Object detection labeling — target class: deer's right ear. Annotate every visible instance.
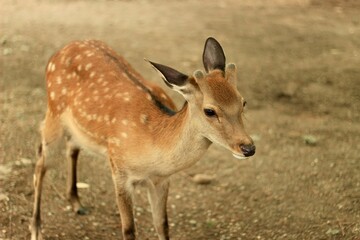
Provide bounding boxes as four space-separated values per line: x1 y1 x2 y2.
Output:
147 60 189 89
203 37 226 73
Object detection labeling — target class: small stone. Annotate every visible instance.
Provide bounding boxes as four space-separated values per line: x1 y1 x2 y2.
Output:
302 135 317 146
20 158 32 165
326 228 340 236
189 219 197 225
76 182 90 189
3 48 13 55
192 174 215 185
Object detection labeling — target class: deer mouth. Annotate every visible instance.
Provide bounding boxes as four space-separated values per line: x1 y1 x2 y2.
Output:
232 153 249 160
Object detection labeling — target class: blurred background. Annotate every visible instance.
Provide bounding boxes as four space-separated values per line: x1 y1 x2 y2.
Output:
1 0 359 239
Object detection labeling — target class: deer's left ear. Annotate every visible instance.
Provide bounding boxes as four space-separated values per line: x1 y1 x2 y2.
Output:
147 60 189 88
147 60 197 99
203 37 226 73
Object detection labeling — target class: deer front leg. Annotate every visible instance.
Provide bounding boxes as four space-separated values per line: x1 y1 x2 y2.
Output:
110 165 136 240
147 178 170 240
65 139 86 215
30 144 46 240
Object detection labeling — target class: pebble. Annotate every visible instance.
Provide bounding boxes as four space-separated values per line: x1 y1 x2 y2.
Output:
3 48 13 55
189 219 197 225
302 135 317 146
192 174 215 185
76 182 90 189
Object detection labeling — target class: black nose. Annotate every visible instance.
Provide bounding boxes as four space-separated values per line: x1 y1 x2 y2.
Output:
240 144 256 157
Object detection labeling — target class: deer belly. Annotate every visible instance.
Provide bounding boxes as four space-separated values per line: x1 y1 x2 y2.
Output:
61 110 108 156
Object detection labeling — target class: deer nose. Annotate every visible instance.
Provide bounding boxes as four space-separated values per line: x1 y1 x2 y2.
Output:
240 144 256 157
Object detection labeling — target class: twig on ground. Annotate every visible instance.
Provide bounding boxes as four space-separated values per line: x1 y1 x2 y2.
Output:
49 182 66 201
336 217 345 236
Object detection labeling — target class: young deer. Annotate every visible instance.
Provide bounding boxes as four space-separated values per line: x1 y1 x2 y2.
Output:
30 37 255 240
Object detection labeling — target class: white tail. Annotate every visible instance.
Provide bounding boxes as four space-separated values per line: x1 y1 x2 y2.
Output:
30 37 255 240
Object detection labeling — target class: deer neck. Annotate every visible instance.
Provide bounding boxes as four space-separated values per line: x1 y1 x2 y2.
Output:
153 102 212 171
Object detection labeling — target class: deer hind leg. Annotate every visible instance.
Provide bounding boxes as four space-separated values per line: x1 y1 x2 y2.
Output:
109 158 136 240
147 178 170 240
65 138 87 215
30 111 63 240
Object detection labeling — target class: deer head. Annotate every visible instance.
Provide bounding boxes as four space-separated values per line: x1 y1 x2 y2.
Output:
149 37 255 159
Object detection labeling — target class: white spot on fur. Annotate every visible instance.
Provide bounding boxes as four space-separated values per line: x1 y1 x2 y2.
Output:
77 65 82 71
50 92 55 100
51 63 56 72
61 88 67 95
75 54 82 60
146 93 152 101
85 63 93 71
140 114 148 124
122 72 129 79
65 57 71 66
121 132 128 138
121 119 128 126
48 62 56 72
90 71 96 78
160 93 167 99
56 76 62 84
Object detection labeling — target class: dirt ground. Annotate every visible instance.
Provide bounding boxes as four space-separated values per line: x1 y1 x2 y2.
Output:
1 0 359 239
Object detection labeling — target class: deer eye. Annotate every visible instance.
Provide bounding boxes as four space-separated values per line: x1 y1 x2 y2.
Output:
204 108 217 117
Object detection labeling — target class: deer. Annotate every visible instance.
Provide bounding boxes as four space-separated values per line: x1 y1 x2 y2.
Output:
29 37 256 240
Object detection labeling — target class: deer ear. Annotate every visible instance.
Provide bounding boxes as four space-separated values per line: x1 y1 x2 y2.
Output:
147 60 188 88
225 63 237 87
203 37 226 73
